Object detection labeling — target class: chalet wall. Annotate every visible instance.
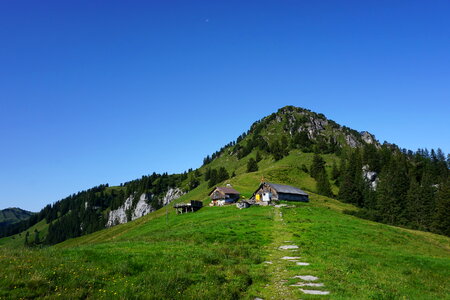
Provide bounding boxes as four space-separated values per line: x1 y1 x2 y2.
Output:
278 193 309 202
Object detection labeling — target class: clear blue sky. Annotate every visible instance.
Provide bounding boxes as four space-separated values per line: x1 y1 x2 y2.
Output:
1 1 449 211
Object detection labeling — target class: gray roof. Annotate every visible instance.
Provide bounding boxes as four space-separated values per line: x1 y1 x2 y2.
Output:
209 186 240 196
266 182 308 196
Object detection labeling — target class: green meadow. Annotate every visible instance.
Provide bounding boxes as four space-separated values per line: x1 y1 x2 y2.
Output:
1 192 449 299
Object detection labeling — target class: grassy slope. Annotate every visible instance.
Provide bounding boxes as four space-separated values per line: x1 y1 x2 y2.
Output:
0 219 48 247
1 151 449 299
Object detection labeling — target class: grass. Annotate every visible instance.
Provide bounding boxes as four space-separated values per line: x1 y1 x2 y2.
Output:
0 206 274 299
1 194 449 299
1 150 449 299
276 202 450 299
0 219 49 248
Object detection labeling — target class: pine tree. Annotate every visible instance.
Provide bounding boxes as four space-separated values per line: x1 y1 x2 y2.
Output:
310 153 326 180
204 168 211 181
255 151 262 162
208 169 218 188
24 231 29 246
247 158 259 172
376 154 409 225
432 179 450 236
338 151 363 206
188 175 200 190
217 167 229 182
271 140 284 161
34 229 40 245
316 169 333 197
406 177 425 229
331 161 340 181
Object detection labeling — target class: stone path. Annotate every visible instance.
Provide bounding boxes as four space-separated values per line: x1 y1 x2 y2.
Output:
279 243 330 296
255 206 330 299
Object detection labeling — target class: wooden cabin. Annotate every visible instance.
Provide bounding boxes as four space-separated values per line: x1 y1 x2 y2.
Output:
252 182 309 204
209 186 240 206
174 200 203 214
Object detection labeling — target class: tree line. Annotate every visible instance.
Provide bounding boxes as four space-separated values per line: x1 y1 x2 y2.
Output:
1 172 188 245
335 145 449 236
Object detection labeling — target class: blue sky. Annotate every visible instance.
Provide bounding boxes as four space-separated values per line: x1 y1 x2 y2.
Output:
1 0 449 211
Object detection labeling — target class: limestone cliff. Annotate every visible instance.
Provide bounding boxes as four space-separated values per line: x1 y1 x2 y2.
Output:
106 188 185 228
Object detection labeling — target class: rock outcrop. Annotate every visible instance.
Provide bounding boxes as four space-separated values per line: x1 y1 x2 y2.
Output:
345 134 359 148
162 188 185 206
133 193 154 219
106 196 133 227
362 165 378 190
361 131 377 145
106 193 153 228
106 188 185 228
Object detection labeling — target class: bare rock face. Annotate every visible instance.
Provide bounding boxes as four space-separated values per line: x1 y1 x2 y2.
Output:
106 189 184 228
361 131 377 145
345 134 358 148
362 165 378 190
106 193 154 227
162 188 185 206
133 193 153 220
106 196 134 227
303 117 328 139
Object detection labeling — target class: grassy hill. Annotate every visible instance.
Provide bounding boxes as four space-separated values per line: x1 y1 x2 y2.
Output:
1 157 449 299
0 208 34 227
0 106 449 299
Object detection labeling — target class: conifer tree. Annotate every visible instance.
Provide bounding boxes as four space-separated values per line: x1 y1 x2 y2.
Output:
331 161 340 181
338 150 363 206
255 151 262 162
376 154 409 225
204 168 211 181
208 169 219 188
432 179 450 236
217 167 229 182
247 158 259 172
310 153 326 180
406 177 425 229
24 231 29 246
34 229 40 245
316 169 333 197
271 140 284 161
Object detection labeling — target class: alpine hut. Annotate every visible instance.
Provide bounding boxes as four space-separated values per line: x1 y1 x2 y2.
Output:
209 186 240 206
252 182 309 204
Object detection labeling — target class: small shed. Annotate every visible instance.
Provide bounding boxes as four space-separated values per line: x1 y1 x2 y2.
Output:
252 182 309 203
174 200 203 214
209 186 240 206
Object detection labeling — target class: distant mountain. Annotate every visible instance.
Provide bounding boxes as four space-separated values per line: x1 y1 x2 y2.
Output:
0 208 34 227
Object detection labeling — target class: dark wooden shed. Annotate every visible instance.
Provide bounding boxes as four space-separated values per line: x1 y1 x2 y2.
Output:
173 200 203 214
252 182 309 203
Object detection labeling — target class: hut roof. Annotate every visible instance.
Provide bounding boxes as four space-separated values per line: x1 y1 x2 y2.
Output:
264 182 308 196
209 186 240 196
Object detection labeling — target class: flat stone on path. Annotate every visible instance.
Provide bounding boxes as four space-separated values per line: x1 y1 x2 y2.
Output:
263 261 273 264
279 245 299 250
292 275 319 281
281 256 301 260
290 282 324 287
296 262 310 266
300 289 330 295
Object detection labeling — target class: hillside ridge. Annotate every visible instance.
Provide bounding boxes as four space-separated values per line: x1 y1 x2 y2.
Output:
1 105 448 245
0 207 34 227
